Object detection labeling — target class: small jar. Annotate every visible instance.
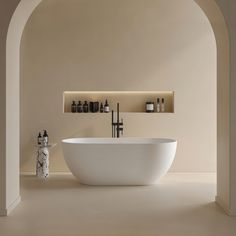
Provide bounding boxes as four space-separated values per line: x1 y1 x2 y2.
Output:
146 102 154 113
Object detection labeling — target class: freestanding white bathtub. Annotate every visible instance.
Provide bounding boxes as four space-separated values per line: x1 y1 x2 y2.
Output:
62 138 177 185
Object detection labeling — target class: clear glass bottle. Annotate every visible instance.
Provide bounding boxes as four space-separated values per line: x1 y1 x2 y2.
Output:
156 98 160 113
161 98 165 112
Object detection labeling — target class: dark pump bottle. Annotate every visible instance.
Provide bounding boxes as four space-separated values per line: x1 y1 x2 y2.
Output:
83 101 89 113
104 100 109 113
43 130 49 145
77 101 83 113
71 101 77 113
37 132 42 145
100 103 104 113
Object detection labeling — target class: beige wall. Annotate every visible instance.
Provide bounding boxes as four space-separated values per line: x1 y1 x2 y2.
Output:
20 0 216 172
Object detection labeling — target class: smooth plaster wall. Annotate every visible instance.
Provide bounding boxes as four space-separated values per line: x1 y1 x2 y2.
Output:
195 0 230 213
215 0 236 214
0 0 20 215
20 0 216 172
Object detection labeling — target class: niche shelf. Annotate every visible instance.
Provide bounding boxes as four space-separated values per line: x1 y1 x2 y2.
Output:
63 91 174 113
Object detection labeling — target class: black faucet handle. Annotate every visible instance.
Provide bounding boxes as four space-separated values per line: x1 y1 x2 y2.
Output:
119 118 123 126
116 127 123 137
120 127 124 135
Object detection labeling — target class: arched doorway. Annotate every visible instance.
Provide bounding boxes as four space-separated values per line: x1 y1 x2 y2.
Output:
195 0 230 213
0 0 231 215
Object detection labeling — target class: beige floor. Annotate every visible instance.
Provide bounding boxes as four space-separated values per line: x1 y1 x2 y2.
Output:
0 173 236 236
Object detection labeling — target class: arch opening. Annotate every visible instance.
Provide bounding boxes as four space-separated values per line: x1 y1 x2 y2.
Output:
1 0 231 216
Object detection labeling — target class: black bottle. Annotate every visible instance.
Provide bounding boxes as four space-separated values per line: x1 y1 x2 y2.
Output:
71 101 77 113
37 132 42 145
104 100 109 113
43 130 49 145
94 102 99 112
89 101 99 113
77 101 83 113
100 103 104 113
83 101 89 113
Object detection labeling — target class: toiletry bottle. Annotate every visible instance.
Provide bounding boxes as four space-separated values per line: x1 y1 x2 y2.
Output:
43 130 49 146
83 101 89 113
146 102 154 112
156 98 160 113
37 132 42 145
94 102 99 112
100 103 104 113
89 102 94 112
104 100 110 113
71 101 77 113
89 102 99 113
161 98 165 112
77 101 83 113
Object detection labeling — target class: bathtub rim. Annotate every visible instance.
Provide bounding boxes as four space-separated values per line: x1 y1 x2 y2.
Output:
61 137 177 144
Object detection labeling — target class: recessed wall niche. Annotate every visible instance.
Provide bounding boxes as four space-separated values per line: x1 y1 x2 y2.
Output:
63 91 174 113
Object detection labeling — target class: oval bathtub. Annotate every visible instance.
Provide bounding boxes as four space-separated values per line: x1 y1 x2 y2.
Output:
62 138 177 185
